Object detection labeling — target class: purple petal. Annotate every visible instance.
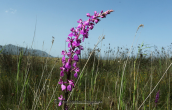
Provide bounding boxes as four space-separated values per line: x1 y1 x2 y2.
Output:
70 27 75 32
65 61 71 69
75 67 80 73
58 101 62 106
60 71 64 77
61 84 66 91
75 49 80 55
61 51 66 55
58 95 63 100
86 13 90 17
67 85 72 91
73 55 79 62
68 33 73 37
74 73 78 78
73 62 77 67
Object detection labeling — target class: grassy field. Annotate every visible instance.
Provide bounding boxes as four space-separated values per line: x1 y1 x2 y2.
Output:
0 28 172 110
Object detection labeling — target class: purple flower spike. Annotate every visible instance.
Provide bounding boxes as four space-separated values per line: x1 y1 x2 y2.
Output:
58 10 114 110
155 90 160 107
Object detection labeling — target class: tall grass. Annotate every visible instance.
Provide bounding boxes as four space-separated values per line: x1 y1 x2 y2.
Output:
0 24 172 110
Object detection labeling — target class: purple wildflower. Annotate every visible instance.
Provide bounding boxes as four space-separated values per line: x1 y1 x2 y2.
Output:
58 9 114 110
155 90 160 108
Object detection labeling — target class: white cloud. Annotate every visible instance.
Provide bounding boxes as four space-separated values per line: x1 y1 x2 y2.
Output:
5 8 17 14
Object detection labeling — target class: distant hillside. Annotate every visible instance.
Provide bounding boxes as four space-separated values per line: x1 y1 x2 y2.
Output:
0 44 54 58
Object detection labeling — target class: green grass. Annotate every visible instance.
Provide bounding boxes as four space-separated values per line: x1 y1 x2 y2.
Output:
0 24 172 110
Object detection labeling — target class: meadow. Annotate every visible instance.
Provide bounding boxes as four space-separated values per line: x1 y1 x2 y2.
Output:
0 31 172 110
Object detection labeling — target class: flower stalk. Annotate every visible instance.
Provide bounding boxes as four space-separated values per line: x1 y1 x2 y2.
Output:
58 9 114 109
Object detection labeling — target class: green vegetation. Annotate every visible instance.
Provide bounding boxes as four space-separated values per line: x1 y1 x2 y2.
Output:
0 27 172 110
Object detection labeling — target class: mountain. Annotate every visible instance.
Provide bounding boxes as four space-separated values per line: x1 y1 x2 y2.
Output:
0 44 55 58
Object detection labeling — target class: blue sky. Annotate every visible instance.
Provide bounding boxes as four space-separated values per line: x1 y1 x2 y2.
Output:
1 0 172 59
